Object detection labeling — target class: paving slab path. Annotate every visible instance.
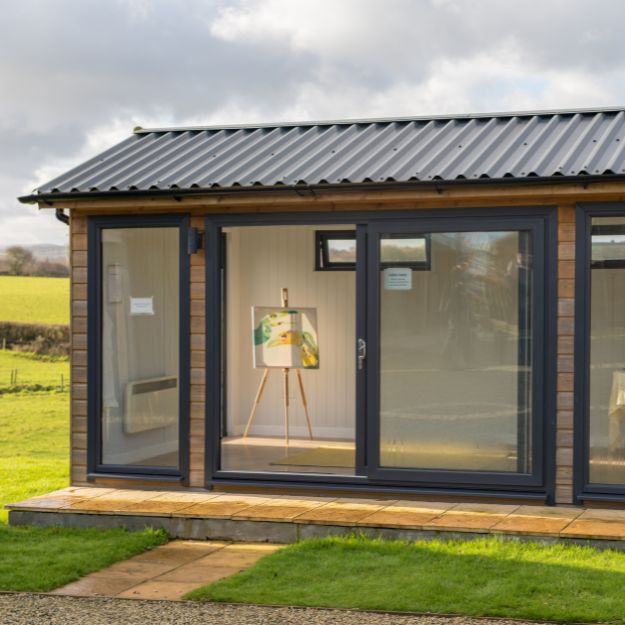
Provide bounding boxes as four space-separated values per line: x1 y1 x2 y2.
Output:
0 594 556 625
51 540 281 600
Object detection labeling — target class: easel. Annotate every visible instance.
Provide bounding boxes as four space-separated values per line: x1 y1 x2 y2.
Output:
243 288 314 445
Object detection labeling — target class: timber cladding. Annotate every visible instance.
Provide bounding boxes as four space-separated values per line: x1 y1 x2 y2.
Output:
189 214 206 488
556 205 575 504
70 212 88 484
68 197 580 504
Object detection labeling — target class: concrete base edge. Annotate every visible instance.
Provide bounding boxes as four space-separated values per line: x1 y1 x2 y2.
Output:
9 509 625 552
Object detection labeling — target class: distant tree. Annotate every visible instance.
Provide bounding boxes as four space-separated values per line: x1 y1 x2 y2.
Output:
33 259 69 277
5 246 34 276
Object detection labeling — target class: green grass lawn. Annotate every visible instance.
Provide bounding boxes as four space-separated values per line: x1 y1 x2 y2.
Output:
187 535 625 624
0 525 167 592
0 275 69 325
0 350 69 392
0 390 69 522
0 348 168 592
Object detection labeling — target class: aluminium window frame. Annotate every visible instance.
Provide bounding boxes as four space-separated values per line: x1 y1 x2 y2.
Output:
315 229 432 271
365 217 548 489
87 214 190 482
205 206 556 501
574 203 625 502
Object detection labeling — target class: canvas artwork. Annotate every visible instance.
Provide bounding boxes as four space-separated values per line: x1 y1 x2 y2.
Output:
252 307 319 369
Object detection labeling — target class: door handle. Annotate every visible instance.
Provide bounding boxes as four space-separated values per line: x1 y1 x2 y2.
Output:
357 338 367 370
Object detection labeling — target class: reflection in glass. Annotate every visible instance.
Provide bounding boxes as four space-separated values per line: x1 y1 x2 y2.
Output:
589 217 625 484
592 230 625 266
101 228 179 468
380 236 428 264
379 231 533 473
327 238 357 264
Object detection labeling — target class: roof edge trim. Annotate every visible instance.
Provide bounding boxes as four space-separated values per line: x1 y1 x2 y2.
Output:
18 174 625 206
134 106 625 134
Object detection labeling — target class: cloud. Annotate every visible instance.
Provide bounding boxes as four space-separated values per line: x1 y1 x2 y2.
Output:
3 0 625 245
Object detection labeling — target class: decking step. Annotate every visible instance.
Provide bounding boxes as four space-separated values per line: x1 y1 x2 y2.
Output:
8 487 625 549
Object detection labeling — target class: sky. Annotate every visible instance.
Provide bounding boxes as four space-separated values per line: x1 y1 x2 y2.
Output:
3 0 625 247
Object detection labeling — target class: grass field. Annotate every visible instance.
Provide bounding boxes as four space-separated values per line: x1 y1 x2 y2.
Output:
0 350 69 392
0 325 168 591
188 534 625 623
0 376 169 592
0 390 69 523
0 275 69 325
0 278 71 516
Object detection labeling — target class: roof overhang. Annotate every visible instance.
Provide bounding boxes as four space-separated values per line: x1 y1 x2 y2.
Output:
21 176 625 212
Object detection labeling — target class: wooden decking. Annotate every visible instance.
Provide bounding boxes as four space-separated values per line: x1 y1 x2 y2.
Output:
8 487 625 548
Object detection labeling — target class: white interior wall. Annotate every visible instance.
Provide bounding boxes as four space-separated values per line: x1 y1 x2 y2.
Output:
590 269 625 446
101 228 179 465
225 225 356 440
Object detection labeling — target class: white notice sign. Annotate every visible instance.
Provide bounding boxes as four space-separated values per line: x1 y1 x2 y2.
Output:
383 267 412 290
130 296 154 315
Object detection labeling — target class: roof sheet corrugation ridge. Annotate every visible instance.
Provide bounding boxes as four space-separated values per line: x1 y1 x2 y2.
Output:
33 109 625 197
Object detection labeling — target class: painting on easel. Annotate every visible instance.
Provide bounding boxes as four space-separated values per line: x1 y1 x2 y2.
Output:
252 307 319 369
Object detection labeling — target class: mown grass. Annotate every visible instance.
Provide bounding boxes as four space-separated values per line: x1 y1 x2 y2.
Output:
0 350 69 393
0 276 69 325
0 390 69 523
0 346 169 591
0 525 167 592
186 534 625 623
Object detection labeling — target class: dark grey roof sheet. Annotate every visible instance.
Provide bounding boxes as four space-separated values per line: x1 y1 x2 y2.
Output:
23 107 625 201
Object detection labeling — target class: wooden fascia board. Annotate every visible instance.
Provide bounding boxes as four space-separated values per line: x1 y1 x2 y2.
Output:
34 180 625 212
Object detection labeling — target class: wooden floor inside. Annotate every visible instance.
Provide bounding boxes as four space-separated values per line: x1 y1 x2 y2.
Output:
8 487 625 546
221 436 356 475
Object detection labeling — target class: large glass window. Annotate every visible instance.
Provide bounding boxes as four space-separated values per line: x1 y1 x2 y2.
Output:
100 227 180 469
220 224 356 475
378 230 533 473
588 217 625 485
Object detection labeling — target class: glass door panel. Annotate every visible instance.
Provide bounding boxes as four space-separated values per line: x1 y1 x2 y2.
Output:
588 217 625 485
373 226 535 479
219 224 357 476
100 227 180 469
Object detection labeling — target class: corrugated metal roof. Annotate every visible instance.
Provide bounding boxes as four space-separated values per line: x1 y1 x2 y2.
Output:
21 107 625 201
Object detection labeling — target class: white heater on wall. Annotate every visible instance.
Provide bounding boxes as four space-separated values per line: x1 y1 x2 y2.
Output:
123 376 178 434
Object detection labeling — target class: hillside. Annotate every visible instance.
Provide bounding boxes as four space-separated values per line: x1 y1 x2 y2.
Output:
0 243 68 261
0 276 69 325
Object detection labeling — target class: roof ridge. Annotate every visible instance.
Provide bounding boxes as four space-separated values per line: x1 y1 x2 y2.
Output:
134 106 625 134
